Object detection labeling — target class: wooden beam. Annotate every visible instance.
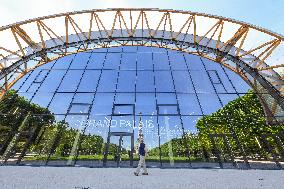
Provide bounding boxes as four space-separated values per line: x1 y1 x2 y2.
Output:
131 11 143 36
109 11 119 37
65 16 69 54
257 64 284 71
37 21 46 49
11 28 25 56
193 15 197 43
255 40 281 68
216 25 249 62
0 46 22 57
236 29 249 56
173 15 193 40
118 11 131 36
197 20 222 44
152 12 167 37
38 20 64 43
239 39 277 58
12 25 40 50
142 11 152 37
93 13 109 37
88 12 94 40
216 21 224 49
68 15 88 40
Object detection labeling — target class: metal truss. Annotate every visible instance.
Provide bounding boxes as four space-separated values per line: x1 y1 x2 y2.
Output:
0 8 283 124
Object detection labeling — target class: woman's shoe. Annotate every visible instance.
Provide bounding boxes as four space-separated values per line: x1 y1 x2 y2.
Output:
142 173 149 175
134 172 139 176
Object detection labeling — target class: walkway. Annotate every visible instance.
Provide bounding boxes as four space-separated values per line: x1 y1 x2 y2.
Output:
0 166 283 189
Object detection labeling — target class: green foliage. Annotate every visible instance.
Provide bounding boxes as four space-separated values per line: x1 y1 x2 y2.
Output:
149 90 284 160
0 90 106 158
196 90 284 155
0 90 55 154
2 89 283 162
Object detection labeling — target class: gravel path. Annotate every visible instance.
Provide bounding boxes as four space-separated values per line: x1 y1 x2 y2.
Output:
0 166 283 189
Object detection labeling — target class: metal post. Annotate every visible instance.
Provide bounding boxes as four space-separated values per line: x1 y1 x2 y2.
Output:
223 135 237 168
103 133 111 167
209 134 223 169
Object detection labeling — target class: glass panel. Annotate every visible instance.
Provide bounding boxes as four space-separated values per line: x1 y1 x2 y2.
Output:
136 93 156 115
137 52 152 70
115 93 135 104
177 94 202 115
202 57 222 70
191 70 215 93
87 52 106 69
153 52 170 70
123 46 137 52
34 70 49 83
69 53 91 69
134 115 160 166
26 82 40 93
47 115 87 166
117 71 135 92
225 70 250 93
110 116 134 133
97 70 118 92
37 70 65 92
69 104 90 114
103 53 121 70
218 67 238 93
113 105 134 115
10 71 32 90
136 71 155 92
48 93 73 114
53 54 75 69
73 93 94 104
219 94 239 107
197 93 222 115
207 70 221 84
184 54 204 71
77 70 100 92
214 84 227 93
18 70 40 92
75 120 105 167
158 105 179 115
91 93 114 115
181 116 201 134
169 52 187 70
120 53 136 70
158 116 187 167
172 71 194 93
156 93 177 104
31 92 53 108
58 70 84 92
155 71 174 92
87 115 110 141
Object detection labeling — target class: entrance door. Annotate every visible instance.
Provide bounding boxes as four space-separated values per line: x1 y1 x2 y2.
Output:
103 132 134 167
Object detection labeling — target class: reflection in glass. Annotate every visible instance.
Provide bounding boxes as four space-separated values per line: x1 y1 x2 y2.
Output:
1 46 255 168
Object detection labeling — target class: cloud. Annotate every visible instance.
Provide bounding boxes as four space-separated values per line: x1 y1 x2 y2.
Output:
0 0 74 26
0 0 152 27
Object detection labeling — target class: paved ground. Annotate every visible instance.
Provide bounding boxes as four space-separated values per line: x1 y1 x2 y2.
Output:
0 166 283 189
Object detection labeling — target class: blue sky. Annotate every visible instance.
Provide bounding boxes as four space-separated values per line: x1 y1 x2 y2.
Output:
0 0 283 35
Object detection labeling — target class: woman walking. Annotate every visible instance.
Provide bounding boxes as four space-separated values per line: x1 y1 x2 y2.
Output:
134 139 148 176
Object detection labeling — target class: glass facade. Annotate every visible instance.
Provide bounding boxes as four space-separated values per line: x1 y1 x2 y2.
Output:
2 46 283 169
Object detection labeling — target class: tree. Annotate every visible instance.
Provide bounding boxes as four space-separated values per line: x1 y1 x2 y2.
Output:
196 90 284 156
0 90 55 155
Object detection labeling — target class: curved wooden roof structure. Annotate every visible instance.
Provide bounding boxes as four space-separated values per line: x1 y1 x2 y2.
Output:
0 8 283 124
